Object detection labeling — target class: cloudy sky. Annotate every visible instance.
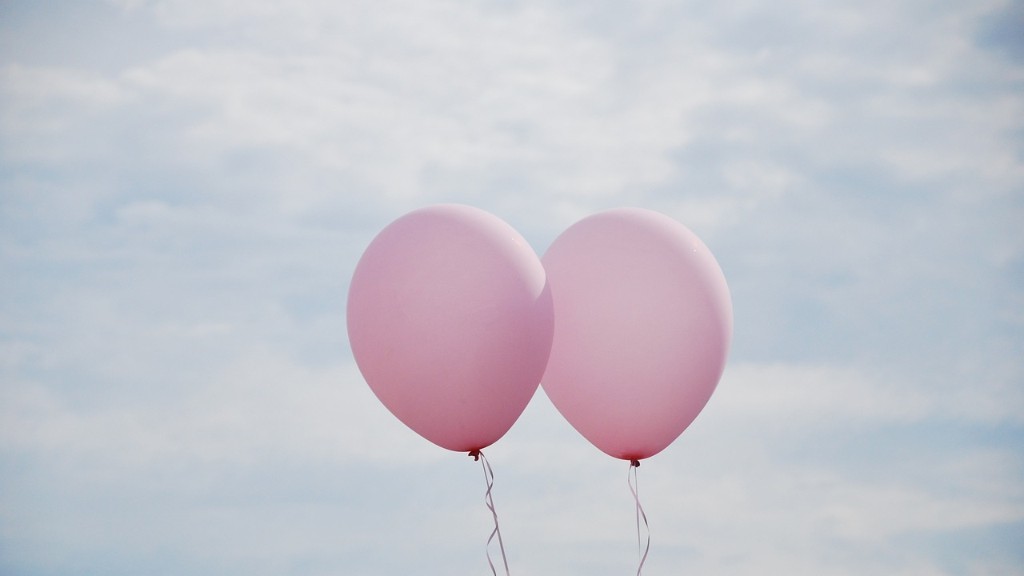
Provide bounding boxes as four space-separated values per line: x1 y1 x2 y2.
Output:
1 1 1022 575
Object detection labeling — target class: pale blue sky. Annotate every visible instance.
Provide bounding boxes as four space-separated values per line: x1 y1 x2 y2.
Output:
1 1 1022 575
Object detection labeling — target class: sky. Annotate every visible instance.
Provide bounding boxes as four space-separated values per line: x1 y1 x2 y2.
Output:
1 1 1022 575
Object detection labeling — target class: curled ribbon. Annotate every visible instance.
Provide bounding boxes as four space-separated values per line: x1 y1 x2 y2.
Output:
628 460 650 575
470 450 510 576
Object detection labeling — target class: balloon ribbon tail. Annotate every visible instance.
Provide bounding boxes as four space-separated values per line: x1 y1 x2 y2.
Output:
629 460 650 576
472 450 510 576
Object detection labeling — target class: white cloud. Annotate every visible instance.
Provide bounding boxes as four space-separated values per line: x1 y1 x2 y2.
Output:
0 351 434 472
5 357 1021 576
713 362 1024 428
3 0 707 221
0 64 128 166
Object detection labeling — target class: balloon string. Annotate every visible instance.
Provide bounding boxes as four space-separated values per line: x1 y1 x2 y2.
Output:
629 460 650 576
470 450 510 576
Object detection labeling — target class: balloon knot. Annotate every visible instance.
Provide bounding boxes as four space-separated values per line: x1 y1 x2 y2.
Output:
630 459 641 468
468 449 482 461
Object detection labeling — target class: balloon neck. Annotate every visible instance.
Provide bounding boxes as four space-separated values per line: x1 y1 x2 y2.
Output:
468 449 482 461
630 459 641 468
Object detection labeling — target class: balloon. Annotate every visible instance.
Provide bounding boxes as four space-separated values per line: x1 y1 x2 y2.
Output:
347 204 554 453
541 208 732 461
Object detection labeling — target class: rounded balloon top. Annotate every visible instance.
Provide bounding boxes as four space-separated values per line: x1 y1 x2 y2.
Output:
347 204 554 453
541 207 733 461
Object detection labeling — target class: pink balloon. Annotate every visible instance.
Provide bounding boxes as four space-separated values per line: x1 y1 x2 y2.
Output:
347 204 554 453
541 208 732 461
